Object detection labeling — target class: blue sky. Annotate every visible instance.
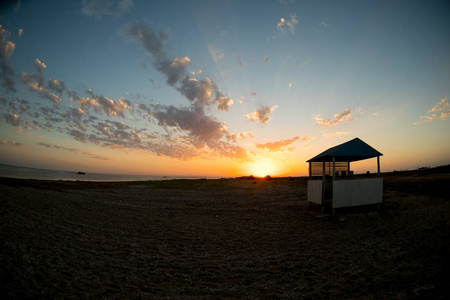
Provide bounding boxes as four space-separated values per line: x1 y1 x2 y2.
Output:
0 0 449 176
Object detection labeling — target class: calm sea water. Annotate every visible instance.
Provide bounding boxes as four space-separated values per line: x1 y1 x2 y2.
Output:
0 164 208 182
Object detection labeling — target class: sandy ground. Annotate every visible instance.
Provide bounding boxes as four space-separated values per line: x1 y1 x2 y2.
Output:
1 171 449 299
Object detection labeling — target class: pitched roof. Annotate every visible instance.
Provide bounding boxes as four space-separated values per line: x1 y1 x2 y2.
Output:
307 138 383 162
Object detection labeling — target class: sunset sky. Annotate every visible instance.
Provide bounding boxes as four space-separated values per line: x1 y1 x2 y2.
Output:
0 0 449 177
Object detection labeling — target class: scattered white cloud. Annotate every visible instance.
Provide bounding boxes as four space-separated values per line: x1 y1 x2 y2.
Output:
228 132 254 142
122 21 170 56
323 131 350 137
415 97 450 124
217 96 233 112
279 0 299 5
21 59 63 103
38 142 111 160
245 105 278 124
152 104 227 144
157 56 191 86
272 13 298 39
0 25 16 92
315 108 354 126
2 112 20 126
82 0 134 18
123 22 234 114
287 13 298 34
236 55 243 68
255 136 300 152
85 89 131 118
208 45 224 62
298 59 310 70
71 107 85 120
429 98 449 112
0 140 27 147
18 28 23 37
34 58 46 73
300 135 315 142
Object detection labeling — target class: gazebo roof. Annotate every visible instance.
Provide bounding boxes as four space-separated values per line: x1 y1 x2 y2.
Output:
307 138 383 163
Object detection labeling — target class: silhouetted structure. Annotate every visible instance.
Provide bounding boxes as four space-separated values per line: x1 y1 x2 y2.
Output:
307 138 383 215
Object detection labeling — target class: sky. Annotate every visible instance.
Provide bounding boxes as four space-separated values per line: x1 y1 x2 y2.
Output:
0 0 449 177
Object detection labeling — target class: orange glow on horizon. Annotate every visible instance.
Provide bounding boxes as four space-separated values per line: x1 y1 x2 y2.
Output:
243 158 283 177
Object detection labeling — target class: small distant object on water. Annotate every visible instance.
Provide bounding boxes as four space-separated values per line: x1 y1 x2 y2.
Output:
77 172 86 175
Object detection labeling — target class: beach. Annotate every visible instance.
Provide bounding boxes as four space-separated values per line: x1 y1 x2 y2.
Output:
1 170 449 299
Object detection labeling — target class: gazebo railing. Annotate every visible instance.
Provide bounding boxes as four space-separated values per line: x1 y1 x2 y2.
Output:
309 161 348 177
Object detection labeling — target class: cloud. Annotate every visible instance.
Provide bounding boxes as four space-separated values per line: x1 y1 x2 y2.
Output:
18 28 23 37
236 55 243 68
216 96 233 112
272 13 298 39
0 140 27 147
34 58 46 73
71 107 85 120
120 21 247 159
208 45 224 62
4 98 30 114
69 129 87 142
84 89 131 118
301 135 315 142
227 132 254 142
122 21 169 56
47 78 66 94
323 131 350 137
415 98 450 124
82 0 134 18
255 136 300 152
2 112 20 126
38 142 111 160
279 0 299 5
287 13 298 34
315 108 354 126
429 97 449 113
123 22 235 113
21 59 63 104
298 59 310 69
150 104 248 159
153 105 227 144
157 56 191 86
0 25 16 92
245 105 278 124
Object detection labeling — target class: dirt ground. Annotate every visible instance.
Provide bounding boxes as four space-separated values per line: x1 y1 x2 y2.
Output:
1 170 449 299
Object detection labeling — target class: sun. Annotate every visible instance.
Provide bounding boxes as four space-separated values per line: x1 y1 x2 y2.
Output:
247 160 279 177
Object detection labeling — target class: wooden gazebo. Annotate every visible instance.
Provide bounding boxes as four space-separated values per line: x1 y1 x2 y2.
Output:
306 138 383 214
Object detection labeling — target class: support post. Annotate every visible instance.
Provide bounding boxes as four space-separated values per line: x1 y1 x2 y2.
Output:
322 160 326 211
332 157 336 180
322 161 325 180
377 156 380 176
309 162 312 179
347 161 351 179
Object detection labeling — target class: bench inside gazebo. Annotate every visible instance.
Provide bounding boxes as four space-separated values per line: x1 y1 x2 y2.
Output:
307 138 383 215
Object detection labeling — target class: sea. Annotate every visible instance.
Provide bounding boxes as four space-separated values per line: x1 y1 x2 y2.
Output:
0 164 209 182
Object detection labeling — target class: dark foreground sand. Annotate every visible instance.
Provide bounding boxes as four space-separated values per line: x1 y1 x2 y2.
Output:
1 170 449 299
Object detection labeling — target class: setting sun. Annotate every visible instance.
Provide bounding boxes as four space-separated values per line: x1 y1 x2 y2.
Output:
246 160 280 177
